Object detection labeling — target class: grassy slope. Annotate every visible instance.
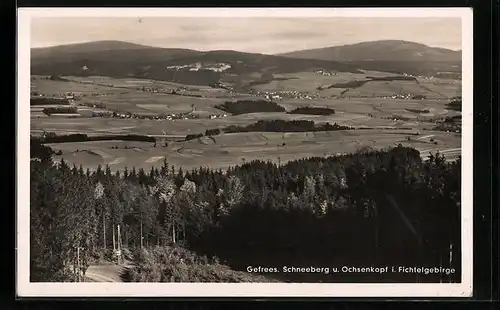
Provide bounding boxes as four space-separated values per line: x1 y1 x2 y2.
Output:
127 246 276 282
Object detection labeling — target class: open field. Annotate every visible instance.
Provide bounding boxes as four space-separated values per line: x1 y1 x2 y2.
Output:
31 73 462 172
48 129 460 172
31 78 257 117
344 80 433 98
251 71 378 93
279 97 460 120
31 78 127 97
31 82 461 134
31 107 451 137
249 71 461 100
416 77 462 99
32 75 226 95
86 92 226 115
63 75 228 93
31 75 459 116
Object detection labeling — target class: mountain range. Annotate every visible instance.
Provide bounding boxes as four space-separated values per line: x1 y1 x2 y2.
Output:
278 40 461 62
31 40 462 86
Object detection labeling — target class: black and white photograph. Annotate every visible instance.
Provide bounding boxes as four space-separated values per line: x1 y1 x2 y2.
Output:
17 8 473 297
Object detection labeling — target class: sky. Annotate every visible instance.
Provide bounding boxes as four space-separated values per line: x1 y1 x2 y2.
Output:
31 17 462 54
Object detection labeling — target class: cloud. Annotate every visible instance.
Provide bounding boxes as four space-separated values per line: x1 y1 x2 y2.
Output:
31 17 462 53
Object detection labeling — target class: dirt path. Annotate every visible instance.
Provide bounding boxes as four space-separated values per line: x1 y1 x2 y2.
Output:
84 261 134 283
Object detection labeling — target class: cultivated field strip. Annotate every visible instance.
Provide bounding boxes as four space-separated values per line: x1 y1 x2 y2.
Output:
49 130 460 172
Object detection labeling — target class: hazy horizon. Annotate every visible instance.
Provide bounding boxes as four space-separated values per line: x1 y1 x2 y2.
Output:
31 17 462 54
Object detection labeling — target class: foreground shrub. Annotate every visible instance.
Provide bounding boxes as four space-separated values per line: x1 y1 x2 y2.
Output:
128 246 275 283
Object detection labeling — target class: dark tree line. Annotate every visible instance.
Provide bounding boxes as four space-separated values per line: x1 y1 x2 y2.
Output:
222 120 351 133
32 133 156 144
288 107 336 115
215 100 286 115
318 75 417 91
446 98 462 112
406 108 430 113
185 121 351 141
42 106 78 115
31 98 70 106
185 133 205 141
433 115 462 133
205 128 221 136
325 80 369 89
367 76 417 81
30 143 461 283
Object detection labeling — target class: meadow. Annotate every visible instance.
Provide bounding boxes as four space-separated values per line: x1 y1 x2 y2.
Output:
46 129 460 172
64 75 224 92
250 71 461 100
30 73 461 173
85 92 226 116
31 77 125 97
251 71 376 93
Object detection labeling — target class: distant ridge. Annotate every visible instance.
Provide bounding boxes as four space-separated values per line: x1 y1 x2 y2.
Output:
30 40 461 85
278 40 462 62
31 40 157 58
30 40 363 87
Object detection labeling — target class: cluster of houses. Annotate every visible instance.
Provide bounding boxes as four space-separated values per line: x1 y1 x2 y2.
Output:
91 111 228 121
263 93 283 101
90 103 228 121
379 94 427 100
91 110 200 121
166 62 232 72
63 92 84 101
209 81 233 91
139 86 163 93
313 69 337 76
208 113 228 120
30 91 84 105
138 85 225 98
418 75 439 80
251 90 320 101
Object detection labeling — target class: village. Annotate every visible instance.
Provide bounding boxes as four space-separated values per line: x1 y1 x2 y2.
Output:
166 62 232 72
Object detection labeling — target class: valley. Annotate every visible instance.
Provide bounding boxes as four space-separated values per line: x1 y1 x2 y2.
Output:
30 38 462 173
30 53 462 172
28 38 463 285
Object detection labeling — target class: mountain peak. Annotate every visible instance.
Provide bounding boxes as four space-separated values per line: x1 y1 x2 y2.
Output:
279 40 461 62
31 41 161 60
32 40 154 53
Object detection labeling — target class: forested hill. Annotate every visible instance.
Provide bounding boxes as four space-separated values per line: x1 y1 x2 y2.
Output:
31 41 363 86
31 40 160 58
278 40 462 77
31 143 461 283
278 40 462 62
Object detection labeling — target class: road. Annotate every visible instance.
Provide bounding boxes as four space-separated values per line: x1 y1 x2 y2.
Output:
84 261 134 282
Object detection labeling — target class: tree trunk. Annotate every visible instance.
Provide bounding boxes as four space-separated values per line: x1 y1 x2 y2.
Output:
117 225 122 265
112 224 116 251
172 222 176 244
125 229 129 248
182 222 185 244
140 221 143 249
73 257 77 282
103 213 106 250
76 247 80 282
